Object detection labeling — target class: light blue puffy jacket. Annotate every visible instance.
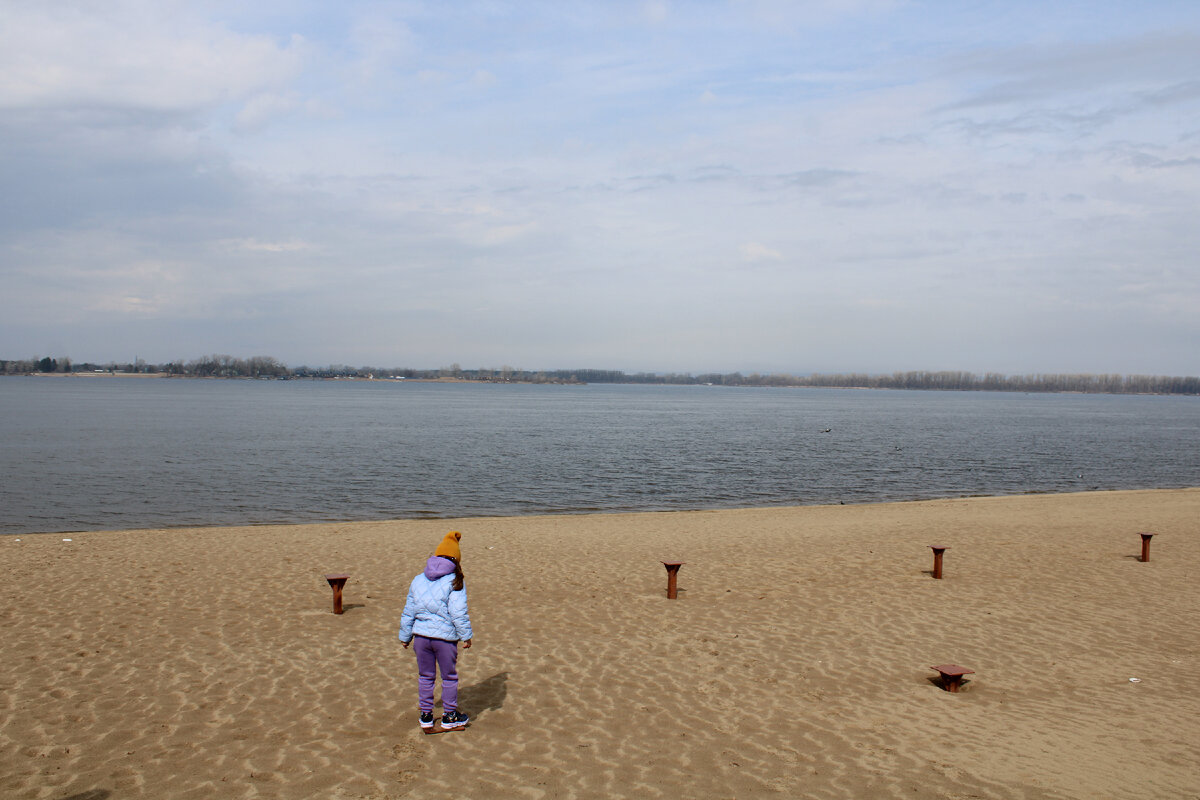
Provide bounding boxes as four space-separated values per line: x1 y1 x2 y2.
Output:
398 556 473 643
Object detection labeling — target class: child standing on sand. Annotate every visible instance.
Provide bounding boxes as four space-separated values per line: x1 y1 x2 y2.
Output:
398 530 474 732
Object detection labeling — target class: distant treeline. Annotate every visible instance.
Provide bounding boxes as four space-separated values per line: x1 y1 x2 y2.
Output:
576 369 1200 394
4 355 1199 395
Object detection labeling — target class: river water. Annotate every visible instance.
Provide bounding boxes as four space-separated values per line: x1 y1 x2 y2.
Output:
2 377 1197 534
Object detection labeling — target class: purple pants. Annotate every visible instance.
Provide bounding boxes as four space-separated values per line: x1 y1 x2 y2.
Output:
413 635 459 713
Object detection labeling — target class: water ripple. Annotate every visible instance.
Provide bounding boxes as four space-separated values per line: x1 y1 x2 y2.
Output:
2 379 1198 534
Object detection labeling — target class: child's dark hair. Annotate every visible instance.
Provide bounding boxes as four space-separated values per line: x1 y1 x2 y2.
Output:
451 559 465 592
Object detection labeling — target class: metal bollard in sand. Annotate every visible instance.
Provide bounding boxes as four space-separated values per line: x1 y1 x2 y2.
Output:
661 561 684 599
931 664 974 693
929 546 947 579
325 573 350 614
1139 532 1154 563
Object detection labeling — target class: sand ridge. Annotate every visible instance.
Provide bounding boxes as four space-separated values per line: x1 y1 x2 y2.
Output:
1 489 1198 799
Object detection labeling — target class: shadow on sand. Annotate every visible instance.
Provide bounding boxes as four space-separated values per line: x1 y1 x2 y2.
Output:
459 672 509 719
926 675 973 692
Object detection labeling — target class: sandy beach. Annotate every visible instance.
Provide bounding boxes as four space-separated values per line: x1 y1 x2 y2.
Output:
2 489 1198 799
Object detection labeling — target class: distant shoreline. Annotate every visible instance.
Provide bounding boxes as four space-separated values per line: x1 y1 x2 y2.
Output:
13 372 559 384
8 371 1200 395
21 371 175 379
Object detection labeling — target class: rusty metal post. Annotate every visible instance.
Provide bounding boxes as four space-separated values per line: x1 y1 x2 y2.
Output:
325 573 350 614
930 664 974 693
1139 533 1153 563
929 546 947 579
661 561 684 599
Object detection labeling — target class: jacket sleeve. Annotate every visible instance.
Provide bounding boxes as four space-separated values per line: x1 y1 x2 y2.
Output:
398 582 417 643
448 587 473 641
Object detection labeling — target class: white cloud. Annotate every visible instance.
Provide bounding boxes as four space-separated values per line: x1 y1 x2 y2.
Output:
222 238 313 253
740 242 783 262
478 222 540 246
732 0 905 28
233 92 300 133
643 1 670 24
346 8 417 86
0 2 305 113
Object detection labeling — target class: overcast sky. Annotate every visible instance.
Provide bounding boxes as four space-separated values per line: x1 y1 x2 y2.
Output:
2 1 1198 375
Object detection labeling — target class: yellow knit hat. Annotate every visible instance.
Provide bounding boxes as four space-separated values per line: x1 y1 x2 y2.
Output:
434 530 461 561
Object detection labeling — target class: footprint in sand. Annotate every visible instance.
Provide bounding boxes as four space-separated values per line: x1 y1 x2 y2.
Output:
391 740 426 785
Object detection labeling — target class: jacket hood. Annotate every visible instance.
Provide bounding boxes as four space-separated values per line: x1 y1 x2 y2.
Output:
423 555 457 580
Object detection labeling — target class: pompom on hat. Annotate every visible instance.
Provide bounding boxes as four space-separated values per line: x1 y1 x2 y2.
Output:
434 530 462 561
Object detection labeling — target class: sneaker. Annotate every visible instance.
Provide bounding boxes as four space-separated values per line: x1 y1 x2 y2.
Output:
419 711 435 733
441 710 469 730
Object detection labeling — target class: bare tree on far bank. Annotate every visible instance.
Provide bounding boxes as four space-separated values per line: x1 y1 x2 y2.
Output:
3 356 1198 395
